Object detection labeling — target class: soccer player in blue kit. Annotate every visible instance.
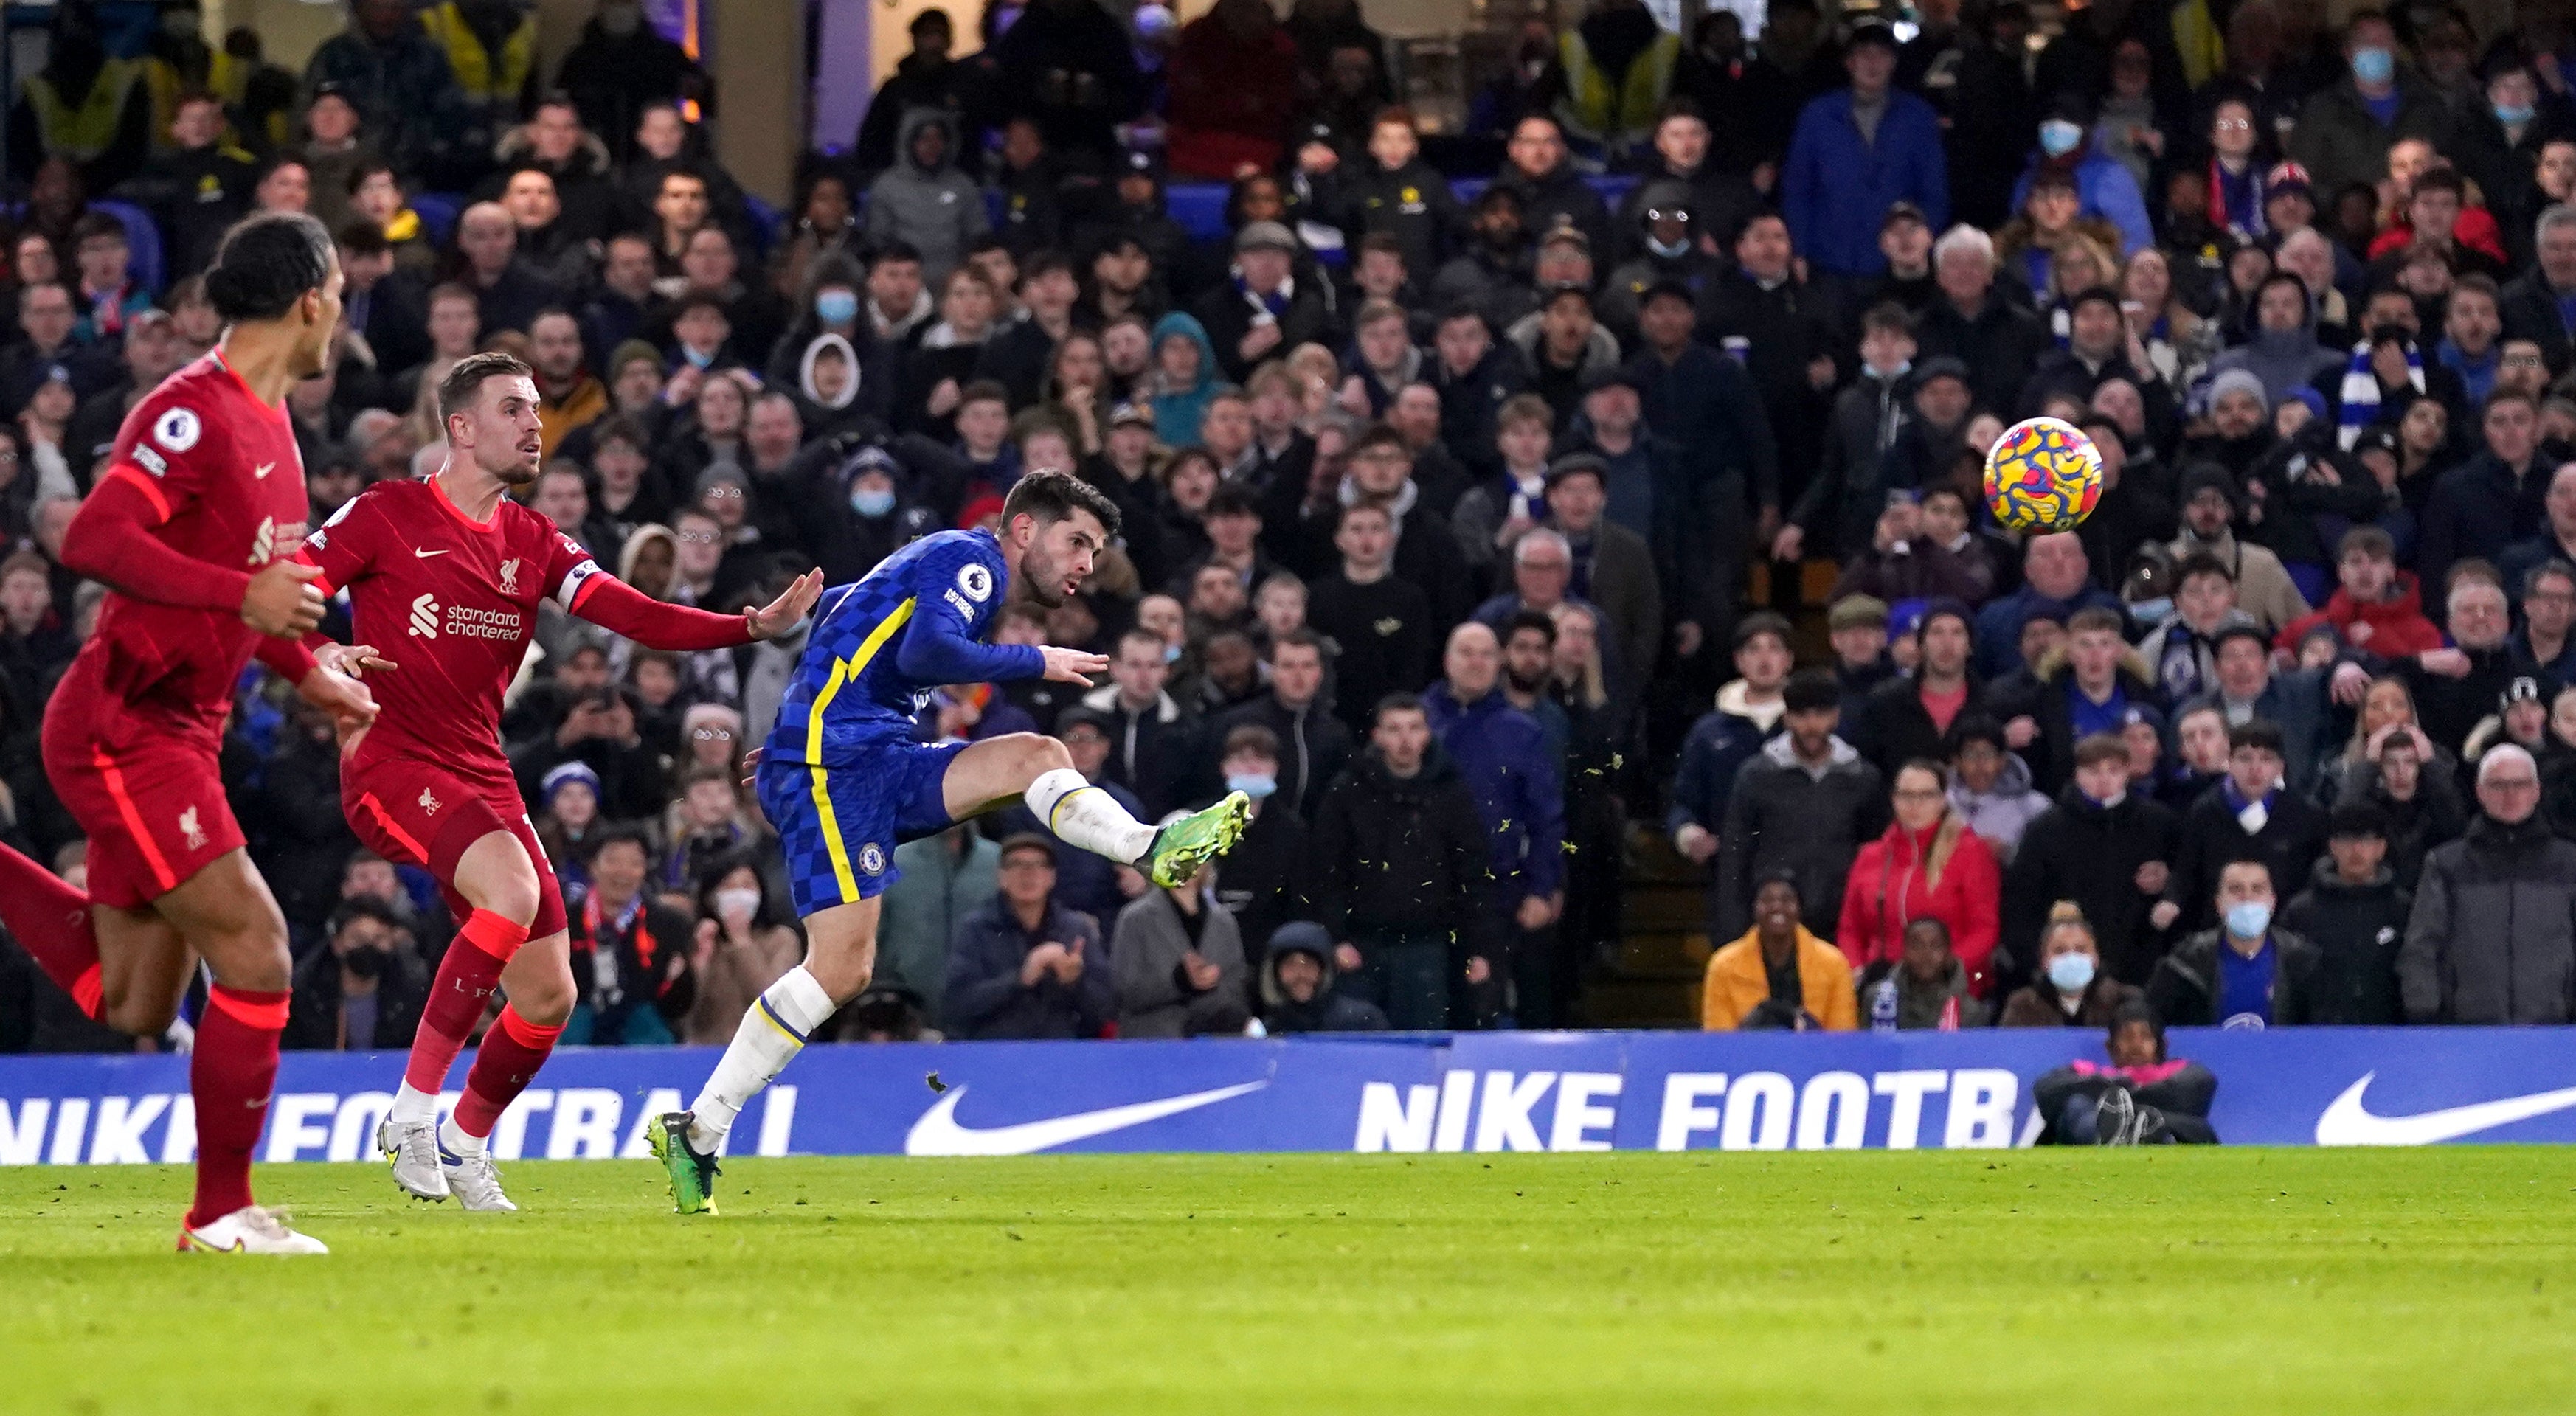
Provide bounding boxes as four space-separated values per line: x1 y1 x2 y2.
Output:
652 470 1249 1212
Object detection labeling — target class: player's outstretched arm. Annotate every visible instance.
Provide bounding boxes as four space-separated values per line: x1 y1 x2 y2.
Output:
569 569 821 649
63 470 323 626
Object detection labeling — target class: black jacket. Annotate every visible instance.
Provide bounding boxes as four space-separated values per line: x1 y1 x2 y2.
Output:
2277 858 2411 1025
2400 813 2576 1024
1190 275 1340 386
1211 802 1310 972
1309 747 1495 957
1258 923 1388 1032
1492 158 1613 260
2147 926 2322 1027
1713 735 1888 944
1851 672 1989 780
1306 572 1436 734
1695 268 1835 503
1915 293 2052 420
2003 785 2183 989
283 945 427 1052
2499 266 2576 378
1211 693 1352 821
2164 785 2330 936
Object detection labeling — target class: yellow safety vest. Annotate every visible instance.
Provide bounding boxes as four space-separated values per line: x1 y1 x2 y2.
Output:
2170 0 2225 93
1555 29 1680 146
420 2 537 110
21 58 140 162
207 51 290 150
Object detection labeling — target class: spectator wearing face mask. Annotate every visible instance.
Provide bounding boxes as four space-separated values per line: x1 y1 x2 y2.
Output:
1203 725 1312 971
1999 901 2144 1026
2150 854 2322 1025
283 898 427 1051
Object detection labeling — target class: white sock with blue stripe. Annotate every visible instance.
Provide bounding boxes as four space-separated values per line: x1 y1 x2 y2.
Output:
687 965 834 1154
1025 767 1156 864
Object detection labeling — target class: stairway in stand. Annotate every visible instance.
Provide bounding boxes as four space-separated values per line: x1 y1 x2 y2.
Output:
1574 827 1708 1030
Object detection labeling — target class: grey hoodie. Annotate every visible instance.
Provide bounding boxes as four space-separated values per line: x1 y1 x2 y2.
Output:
862 108 990 285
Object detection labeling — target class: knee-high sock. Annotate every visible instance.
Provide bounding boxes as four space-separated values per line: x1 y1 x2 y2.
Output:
0 842 100 1019
1024 768 1156 864
449 1004 562 1148
187 985 287 1227
389 909 526 1124
686 965 834 1153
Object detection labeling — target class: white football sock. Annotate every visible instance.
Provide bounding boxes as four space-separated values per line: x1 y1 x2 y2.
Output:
389 1081 437 1126
439 1114 485 1159
687 965 834 1153
1025 767 1157 864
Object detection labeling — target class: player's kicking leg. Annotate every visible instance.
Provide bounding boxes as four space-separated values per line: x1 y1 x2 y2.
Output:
375 813 571 1212
651 733 1249 1213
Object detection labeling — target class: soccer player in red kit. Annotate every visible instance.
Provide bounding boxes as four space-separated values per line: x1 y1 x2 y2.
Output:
0 212 377 1254
298 350 820 1210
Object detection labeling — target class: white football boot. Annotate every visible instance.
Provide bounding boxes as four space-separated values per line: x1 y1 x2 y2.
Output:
378 1116 451 1201
439 1143 518 1213
178 1205 328 1255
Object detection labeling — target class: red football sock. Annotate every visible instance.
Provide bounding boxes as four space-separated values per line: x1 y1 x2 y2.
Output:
402 909 526 1094
456 1004 563 1139
187 985 287 1228
0 841 100 1019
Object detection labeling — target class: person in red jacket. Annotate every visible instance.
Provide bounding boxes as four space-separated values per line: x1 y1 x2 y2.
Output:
2274 526 2442 659
1838 757 2002 993
1165 0 1302 179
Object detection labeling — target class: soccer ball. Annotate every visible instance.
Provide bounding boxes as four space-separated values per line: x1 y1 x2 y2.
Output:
1982 416 2103 535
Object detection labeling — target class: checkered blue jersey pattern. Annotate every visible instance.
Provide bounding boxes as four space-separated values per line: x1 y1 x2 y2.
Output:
764 530 1046 766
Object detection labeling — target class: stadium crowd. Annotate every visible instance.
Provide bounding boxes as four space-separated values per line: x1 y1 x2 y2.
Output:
1 0 2575 1063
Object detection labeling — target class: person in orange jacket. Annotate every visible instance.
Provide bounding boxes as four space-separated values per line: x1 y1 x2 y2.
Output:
1838 758 2002 993
1701 871 1859 1030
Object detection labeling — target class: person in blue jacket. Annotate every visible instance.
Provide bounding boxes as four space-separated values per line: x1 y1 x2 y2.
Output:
1421 621 1565 929
1780 21 1947 279
2010 91 2155 257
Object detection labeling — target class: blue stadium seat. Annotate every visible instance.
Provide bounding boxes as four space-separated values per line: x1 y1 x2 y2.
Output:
741 192 784 257
91 201 161 295
1159 174 1644 244
1164 183 1230 241
411 192 462 248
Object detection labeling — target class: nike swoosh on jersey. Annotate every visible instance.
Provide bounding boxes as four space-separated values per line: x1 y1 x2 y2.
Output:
903 1080 1267 1156
2313 1071 2576 1145
253 462 274 479
414 548 449 558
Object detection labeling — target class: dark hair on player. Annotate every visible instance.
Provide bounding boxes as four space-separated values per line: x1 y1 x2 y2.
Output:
439 350 533 426
1000 467 1122 539
202 211 334 322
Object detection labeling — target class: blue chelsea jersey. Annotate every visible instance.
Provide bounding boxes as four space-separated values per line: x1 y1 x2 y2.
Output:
764 530 1046 765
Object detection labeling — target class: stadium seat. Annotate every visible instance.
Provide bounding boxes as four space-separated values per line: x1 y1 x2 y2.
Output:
411 192 462 248
741 192 784 257
91 201 162 296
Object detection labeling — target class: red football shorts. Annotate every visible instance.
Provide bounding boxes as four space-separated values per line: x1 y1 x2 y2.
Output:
41 695 241 909
343 757 568 939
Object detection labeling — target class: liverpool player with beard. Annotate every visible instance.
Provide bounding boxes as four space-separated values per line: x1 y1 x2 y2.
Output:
0 212 378 1254
298 350 821 1211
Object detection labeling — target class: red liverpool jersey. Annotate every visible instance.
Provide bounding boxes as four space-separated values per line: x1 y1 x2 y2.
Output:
72 350 309 739
302 475 602 788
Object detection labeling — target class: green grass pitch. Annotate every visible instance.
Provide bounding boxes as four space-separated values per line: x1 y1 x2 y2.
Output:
3 1149 2572 1415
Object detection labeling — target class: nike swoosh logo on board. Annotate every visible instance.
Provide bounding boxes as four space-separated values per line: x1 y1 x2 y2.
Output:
2313 1071 2576 1145
903 1081 1267 1156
